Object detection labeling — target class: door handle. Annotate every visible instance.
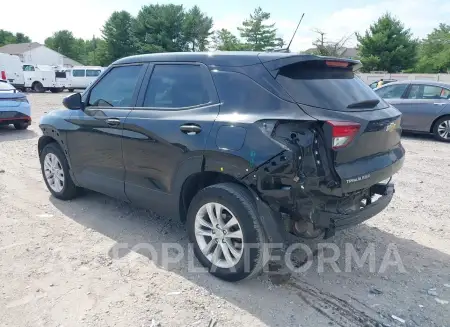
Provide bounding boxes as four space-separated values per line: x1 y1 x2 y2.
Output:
106 118 121 126
434 103 447 106
180 124 201 135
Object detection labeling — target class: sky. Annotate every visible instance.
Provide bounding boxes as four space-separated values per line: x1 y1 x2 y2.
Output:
1 0 449 52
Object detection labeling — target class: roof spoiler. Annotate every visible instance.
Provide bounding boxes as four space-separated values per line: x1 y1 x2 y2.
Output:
257 53 361 73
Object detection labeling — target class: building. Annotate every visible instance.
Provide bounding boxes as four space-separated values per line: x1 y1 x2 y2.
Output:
0 42 81 67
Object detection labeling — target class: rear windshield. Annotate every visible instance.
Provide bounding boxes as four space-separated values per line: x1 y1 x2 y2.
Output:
276 61 388 110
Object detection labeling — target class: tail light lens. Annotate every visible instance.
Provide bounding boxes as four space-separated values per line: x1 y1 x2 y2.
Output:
1 71 6 80
326 121 360 149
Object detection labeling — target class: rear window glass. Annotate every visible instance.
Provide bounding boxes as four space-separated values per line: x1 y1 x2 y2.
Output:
276 61 388 110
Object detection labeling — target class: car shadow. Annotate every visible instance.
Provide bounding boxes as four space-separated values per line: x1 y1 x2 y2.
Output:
50 192 450 327
0 125 37 141
401 131 437 142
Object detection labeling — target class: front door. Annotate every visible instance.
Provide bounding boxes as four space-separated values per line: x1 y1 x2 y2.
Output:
122 63 220 218
397 84 450 132
66 64 147 200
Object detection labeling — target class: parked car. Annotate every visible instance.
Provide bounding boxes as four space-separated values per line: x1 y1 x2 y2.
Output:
369 79 396 89
0 80 31 129
38 52 405 281
374 80 450 141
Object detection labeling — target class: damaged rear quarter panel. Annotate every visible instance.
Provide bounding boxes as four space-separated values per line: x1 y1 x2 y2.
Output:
205 67 341 220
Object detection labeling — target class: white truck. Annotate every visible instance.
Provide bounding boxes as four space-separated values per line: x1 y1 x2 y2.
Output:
22 64 65 93
0 53 25 90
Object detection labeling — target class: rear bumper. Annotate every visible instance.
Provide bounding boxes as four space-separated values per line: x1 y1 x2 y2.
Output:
316 183 394 238
0 111 32 124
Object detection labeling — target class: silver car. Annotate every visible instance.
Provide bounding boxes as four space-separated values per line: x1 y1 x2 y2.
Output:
374 80 450 142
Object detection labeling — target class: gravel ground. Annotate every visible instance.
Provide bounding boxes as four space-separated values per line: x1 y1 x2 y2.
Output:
0 93 449 327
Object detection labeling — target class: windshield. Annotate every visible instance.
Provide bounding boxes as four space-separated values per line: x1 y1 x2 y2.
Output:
276 61 389 111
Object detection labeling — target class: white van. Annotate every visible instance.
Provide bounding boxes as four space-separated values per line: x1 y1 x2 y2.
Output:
0 53 25 90
64 66 104 91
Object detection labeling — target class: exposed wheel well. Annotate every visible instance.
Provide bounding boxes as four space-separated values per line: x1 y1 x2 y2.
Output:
430 114 450 133
38 136 57 155
179 171 248 222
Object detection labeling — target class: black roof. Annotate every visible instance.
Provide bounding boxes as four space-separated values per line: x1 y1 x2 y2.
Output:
112 51 361 68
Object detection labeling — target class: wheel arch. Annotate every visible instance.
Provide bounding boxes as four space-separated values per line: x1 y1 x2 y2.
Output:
430 114 450 133
179 171 251 222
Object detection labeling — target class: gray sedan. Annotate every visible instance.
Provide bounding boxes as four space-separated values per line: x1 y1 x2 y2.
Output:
374 80 450 142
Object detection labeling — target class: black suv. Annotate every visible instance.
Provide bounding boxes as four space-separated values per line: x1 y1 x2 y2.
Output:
38 52 405 281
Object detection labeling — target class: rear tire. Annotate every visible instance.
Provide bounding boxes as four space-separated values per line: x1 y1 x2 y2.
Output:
50 88 63 93
14 122 29 130
68 88 74 92
432 116 450 142
187 183 267 282
40 142 80 200
32 82 45 93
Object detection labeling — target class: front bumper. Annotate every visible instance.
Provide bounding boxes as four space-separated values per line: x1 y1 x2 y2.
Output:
315 183 395 238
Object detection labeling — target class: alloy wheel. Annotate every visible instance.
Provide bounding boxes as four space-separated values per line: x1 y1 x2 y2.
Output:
437 120 450 139
43 153 65 192
194 202 244 269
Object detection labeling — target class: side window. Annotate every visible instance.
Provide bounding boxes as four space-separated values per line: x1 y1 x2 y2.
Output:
441 88 450 99
73 69 85 77
88 65 142 108
407 85 450 100
23 65 35 71
143 64 213 108
375 84 408 99
86 69 101 77
423 85 446 99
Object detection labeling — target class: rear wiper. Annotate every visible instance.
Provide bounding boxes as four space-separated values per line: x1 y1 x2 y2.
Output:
347 99 380 109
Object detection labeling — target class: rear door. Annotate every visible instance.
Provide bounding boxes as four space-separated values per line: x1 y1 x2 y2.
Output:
397 84 450 132
263 57 405 193
122 62 220 217
374 83 413 128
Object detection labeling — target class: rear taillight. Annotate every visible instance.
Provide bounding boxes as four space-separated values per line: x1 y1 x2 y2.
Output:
1 71 6 80
326 121 360 149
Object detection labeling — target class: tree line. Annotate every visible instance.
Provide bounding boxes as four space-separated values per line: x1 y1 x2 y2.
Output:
0 6 449 74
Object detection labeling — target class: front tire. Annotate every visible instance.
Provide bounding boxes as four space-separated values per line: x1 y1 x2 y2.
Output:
40 142 79 200
187 183 267 282
433 116 450 142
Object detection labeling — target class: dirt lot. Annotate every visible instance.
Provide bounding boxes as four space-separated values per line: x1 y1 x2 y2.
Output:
0 93 449 327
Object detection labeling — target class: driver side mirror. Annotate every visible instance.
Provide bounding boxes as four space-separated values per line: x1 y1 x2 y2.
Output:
63 93 84 110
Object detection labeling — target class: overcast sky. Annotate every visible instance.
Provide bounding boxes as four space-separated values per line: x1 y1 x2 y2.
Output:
2 0 449 52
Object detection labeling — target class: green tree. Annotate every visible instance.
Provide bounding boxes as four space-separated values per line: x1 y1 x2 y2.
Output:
211 29 249 51
45 30 77 60
356 13 418 72
182 5 213 51
102 11 137 63
0 30 32 46
415 24 450 73
15 33 31 43
134 4 185 53
238 7 284 51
